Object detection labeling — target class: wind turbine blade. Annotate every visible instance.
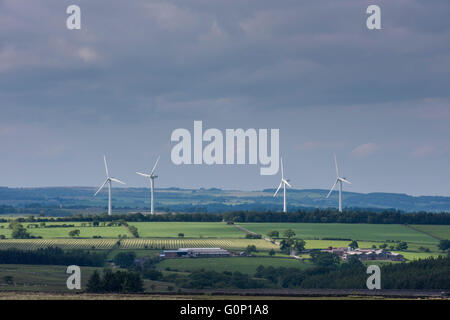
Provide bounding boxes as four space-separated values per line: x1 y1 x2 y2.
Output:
282 179 292 188
273 182 283 197
94 179 109 196
150 156 160 176
326 179 338 198
110 178 126 185
334 154 339 177
340 178 351 184
136 172 151 178
104 155 109 177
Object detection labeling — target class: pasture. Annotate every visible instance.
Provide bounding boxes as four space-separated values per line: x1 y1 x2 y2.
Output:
0 221 444 260
0 222 130 239
409 225 450 240
127 222 244 238
241 223 438 244
0 264 101 293
156 257 311 274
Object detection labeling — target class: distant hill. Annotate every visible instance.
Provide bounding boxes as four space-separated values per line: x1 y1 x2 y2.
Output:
0 186 449 214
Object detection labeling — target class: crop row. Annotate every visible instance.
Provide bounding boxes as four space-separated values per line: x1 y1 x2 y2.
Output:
0 238 278 251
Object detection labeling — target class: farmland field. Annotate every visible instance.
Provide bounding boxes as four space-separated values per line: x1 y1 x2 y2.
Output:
0 238 278 251
119 238 277 250
156 257 312 274
0 264 101 292
0 223 130 239
241 223 438 244
28 226 128 239
409 225 450 240
0 239 118 250
128 222 245 238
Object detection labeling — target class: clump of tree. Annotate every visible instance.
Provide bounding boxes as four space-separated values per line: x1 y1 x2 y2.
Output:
280 238 305 255
9 221 33 239
310 251 341 269
283 229 296 238
86 269 144 293
245 245 257 256
178 233 184 238
69 229 80 238
395 241 408 251
113 252 136 268
128 225 139 238
348 240 359 248
245 233 262 239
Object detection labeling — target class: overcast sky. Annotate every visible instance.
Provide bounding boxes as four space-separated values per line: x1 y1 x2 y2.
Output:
0 0 450 196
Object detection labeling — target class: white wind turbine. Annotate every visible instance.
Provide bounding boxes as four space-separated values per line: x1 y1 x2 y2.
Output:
94 155 126 216
136 156 160 215
326 154 351 212
273 157 292 213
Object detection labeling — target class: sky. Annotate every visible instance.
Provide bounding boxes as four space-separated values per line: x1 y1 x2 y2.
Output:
0 0 450 196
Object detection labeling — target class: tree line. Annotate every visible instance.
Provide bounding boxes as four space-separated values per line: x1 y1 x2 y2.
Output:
0 247 106 267
2 209 450 225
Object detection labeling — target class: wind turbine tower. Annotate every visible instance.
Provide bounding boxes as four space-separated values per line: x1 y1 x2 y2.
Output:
137 156 160 215
326 154 351 212
273 157 292 213
94 155 126 216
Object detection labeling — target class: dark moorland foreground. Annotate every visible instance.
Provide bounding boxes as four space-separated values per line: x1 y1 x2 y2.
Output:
0 289 449 300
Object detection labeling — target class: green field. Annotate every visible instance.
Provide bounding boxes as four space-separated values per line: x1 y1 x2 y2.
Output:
0 264 173 293
0 264 100 293
30 226 129 239
156 257 311 274
0 223 130 239
241 223 438 244
0 222 445 260
128 222 245 238
0 238 278 251
409 225 450 240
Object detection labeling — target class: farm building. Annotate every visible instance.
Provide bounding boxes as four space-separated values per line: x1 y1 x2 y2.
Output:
321 247 405 261
160 247 230 259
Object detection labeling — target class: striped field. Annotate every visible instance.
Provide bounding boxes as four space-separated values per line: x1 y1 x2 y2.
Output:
0 238 278 251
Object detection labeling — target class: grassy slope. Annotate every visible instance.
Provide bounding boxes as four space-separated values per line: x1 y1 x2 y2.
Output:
156 257 311 274
0 264 100 292
128 222 245 238
409 225 450 240
241 223 438 244
0 223 131 239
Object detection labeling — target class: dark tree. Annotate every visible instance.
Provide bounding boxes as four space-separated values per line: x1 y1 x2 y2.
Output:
113 252 136 268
